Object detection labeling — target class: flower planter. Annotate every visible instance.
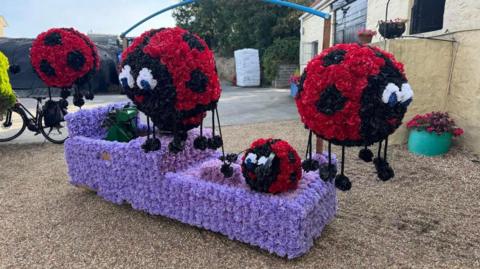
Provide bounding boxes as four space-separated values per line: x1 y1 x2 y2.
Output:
379 22 406 39
408 129 453 156
358 34 373 44
64 103 337 259
290 82 298 97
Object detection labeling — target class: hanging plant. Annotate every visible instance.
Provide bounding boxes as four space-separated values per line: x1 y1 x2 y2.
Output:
378 18 407 39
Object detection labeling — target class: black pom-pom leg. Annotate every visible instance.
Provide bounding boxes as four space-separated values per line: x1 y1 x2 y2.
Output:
302 131 320 172
359 145 373 162
194 121 208 150
142 119 161 153
334 145 351 191
319 141 337 181
373 137 394 181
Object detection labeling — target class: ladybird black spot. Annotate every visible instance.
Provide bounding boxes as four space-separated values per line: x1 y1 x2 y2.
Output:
67 50 86 71
44 32 62 46
186 69 208 93
288 151 296 163
316 85 347 115
322 49 347 67
40 60 56 77
182 32 205 51
290 172 297 183
297 71 307 97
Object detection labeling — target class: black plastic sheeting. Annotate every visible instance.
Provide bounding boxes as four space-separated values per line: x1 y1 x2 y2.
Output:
0 38 121 94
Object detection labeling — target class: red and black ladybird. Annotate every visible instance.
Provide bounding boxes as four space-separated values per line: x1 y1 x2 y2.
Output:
296 43 413 191
119 27 222 153
241 138 302 194
30 28 100 107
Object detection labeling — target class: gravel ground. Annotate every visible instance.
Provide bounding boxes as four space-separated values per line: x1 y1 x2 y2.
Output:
0 120 479 268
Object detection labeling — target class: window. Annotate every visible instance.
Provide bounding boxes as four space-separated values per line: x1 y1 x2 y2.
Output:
410 0 446 34
333 0 368 44
312 41 319 56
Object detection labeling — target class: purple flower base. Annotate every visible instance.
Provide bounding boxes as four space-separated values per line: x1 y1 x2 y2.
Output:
64 104 337 259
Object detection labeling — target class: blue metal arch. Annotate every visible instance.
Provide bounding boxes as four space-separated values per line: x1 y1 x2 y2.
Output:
120 0 330 38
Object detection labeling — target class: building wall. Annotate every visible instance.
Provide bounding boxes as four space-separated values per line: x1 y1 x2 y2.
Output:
445 31 480 154
381 39 452 145
299 4 331 71
367 0 480 42
364 0 480 153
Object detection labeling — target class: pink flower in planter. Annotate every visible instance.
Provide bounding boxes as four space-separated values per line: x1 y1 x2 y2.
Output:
453 128 464 137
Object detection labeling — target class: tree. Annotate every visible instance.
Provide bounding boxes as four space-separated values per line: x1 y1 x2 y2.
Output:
172 0 311 56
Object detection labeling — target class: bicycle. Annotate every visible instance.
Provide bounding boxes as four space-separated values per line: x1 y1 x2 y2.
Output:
0 96 69 144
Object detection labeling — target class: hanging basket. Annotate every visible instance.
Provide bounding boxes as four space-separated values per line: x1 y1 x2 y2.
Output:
378 22 406 39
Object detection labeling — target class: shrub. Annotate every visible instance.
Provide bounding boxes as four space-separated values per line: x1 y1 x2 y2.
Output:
262 37 299 83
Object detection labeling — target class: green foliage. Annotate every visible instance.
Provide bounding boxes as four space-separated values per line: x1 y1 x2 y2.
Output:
0 51 16 116
173 0 310 57
262 37 299 82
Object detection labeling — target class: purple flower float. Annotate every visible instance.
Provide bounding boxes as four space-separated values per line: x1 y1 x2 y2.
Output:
64 103 337 259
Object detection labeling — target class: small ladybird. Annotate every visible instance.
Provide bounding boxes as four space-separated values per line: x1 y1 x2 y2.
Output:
241 138 302 194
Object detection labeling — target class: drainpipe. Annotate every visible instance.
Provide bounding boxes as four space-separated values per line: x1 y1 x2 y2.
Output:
384 0 391 50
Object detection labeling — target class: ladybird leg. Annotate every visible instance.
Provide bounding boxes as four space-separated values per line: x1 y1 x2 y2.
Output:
303 131 320 172
319 141 335 181
193 120 208 150
141 116 152 152
335 145 351 191
373 137 395 181
359 145 374 162
149 123 161 151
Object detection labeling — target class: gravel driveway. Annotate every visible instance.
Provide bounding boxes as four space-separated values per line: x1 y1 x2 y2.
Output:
0 120 479 268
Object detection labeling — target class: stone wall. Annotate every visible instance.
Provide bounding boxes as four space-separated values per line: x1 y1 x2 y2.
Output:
272 64 297 88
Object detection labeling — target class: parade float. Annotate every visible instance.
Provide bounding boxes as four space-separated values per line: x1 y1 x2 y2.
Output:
60 1 412 259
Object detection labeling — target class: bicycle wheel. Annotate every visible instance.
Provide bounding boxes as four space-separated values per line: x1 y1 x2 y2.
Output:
0 108 27 142
38 113 69 144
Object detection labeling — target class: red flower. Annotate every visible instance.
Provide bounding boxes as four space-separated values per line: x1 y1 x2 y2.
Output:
453 128 464 137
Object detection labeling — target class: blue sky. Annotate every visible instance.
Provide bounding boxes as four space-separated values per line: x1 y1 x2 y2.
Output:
2 0 178 38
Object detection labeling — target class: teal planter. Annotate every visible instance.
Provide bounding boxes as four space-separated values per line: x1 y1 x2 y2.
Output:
408 129 453 156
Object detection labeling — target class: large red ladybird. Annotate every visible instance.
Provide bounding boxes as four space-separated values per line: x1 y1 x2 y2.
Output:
296 43 413 191
119 27 222 153
241 138 302 194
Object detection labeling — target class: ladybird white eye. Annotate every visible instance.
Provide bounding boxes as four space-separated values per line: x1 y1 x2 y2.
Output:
257 156 268 165
245 153 257 164
382 83 401 107
118 65 134 89
400 83 413 104
136 68 157 90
